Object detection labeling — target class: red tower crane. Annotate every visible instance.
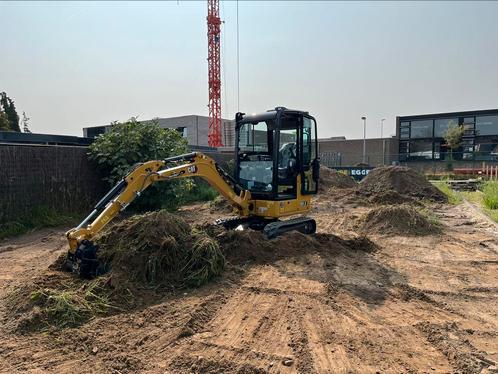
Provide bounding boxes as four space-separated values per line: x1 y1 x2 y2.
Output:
207 0 223 147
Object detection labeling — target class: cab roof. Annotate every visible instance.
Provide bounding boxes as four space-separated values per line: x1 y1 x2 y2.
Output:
236 107 309 123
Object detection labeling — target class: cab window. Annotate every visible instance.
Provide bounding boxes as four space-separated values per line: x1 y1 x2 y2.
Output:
302 117 318 194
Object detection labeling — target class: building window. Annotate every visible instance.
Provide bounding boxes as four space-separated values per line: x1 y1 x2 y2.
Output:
400 122 410 139
399 141 409 161
176 127 188 138
434 118 458 138
409 140 433 160
476 115 498 136
474 137 498 161
410 120 433 138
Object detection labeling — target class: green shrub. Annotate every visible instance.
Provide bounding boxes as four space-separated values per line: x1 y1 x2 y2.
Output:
482 181 498 210
180 178 218 205
88 118 192 212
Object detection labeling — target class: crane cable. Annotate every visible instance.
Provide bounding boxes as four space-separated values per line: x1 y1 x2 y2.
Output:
236 0 240 112
221 0 227 120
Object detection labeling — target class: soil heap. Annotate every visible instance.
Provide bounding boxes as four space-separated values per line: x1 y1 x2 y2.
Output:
358 166 447 203
359 205 440 236
319 166 357 191
95 210 224 288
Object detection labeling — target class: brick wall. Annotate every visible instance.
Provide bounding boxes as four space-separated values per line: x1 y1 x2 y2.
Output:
0 144 107 223
319 137 399 166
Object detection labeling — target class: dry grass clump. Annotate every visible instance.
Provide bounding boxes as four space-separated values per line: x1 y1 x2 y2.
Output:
28 277 113 328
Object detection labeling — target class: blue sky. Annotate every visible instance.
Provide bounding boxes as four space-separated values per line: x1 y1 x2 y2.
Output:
1 1 498 139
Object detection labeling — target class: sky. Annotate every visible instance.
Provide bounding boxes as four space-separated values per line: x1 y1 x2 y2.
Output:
1 1 498 139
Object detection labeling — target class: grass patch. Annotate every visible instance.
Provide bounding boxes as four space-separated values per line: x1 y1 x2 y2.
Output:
461 189 498 223
482 181 498 210
432 181 463 205
0 206 80 240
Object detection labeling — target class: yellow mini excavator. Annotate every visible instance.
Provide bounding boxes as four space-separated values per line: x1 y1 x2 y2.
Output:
66 107 320 277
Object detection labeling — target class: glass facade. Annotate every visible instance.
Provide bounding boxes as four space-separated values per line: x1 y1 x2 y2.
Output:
398 111 498 161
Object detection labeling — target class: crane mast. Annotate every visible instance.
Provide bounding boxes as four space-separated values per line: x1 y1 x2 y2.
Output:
207 0 223 147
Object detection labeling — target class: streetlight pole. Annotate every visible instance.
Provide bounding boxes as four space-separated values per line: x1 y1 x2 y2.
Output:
361 116 367 164
381 118 386 165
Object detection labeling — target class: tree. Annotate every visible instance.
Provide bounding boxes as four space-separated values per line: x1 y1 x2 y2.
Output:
21 111 31 133
443 121 464 161
88 118 192 211
0 92 20 132
0 111 10 131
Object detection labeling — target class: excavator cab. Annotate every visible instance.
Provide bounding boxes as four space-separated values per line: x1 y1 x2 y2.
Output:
235 107 319 202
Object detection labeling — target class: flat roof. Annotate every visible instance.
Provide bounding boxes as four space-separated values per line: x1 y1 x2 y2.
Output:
83 115 234 130
398 108 498 121
0 131 93 146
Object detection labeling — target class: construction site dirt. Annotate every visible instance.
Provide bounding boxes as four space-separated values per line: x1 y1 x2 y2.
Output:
1 172 498 373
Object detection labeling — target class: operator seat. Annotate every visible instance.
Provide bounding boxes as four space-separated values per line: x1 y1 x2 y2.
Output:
278 142 297 184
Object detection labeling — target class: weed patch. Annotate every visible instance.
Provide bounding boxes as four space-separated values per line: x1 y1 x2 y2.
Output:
433 181 463 205
482 181 498 210
0 207 79 240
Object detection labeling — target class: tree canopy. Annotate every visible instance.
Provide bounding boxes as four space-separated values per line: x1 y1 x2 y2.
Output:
0 92 20 132
88 118 191 211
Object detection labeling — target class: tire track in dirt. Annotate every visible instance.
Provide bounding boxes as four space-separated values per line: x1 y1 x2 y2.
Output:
417 321 497 373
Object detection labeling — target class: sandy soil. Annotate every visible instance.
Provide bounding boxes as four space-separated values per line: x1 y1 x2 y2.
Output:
1 199 498 373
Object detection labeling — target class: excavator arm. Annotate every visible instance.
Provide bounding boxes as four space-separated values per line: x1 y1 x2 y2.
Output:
66 152 251 256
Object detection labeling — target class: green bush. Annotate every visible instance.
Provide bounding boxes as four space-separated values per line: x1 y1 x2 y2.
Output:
482 181 498 210
180 179 218 205
88 118 192 211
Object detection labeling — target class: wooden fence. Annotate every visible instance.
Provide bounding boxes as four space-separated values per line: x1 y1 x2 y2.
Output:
0 144 107 223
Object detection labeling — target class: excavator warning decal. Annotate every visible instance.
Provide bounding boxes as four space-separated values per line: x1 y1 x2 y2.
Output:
187 165 197 174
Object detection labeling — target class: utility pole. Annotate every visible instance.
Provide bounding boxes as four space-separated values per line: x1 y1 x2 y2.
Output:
381 118 386 165
361 116 367 164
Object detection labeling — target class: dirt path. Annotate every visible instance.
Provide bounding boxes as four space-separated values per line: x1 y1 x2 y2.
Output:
1 202 498 373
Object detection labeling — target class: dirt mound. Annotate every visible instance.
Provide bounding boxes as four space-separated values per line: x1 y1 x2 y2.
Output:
358 166 447 202
359 205 441 236
96 211 224 288
367 190 414 205
208 196 233 214
319 166 357 191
